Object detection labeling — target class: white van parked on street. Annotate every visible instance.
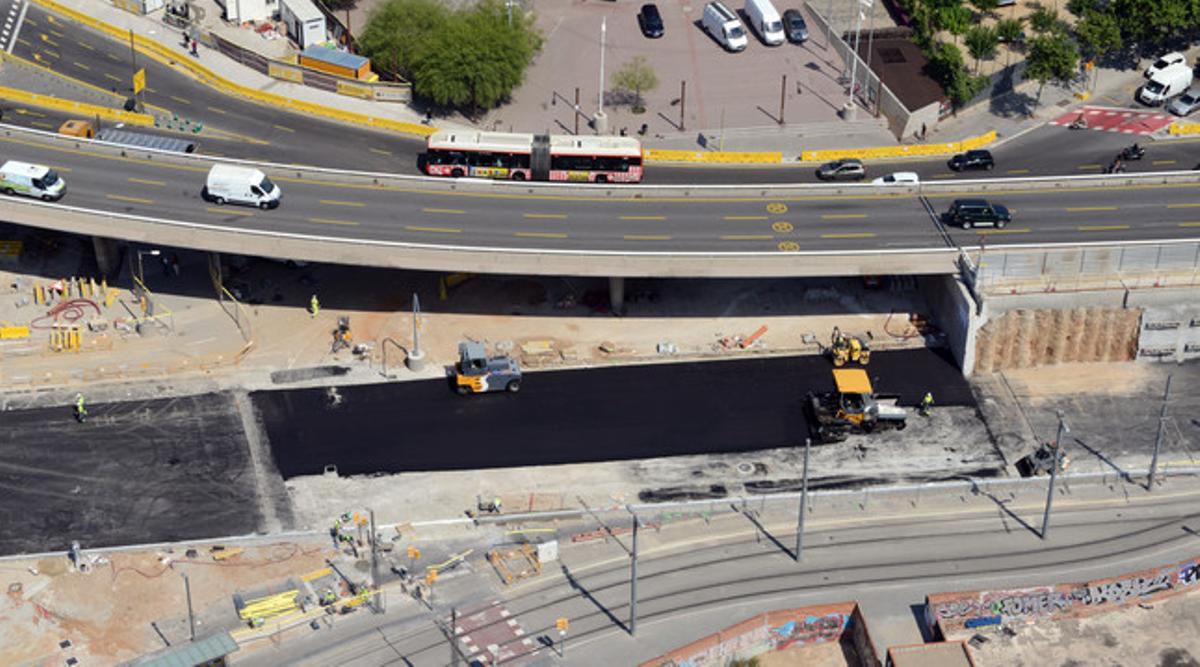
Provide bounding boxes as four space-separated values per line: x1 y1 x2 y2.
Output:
202 164 281 209
1139 63 1193 106
0 160 66 201
702 1 748 51
744 0 785 45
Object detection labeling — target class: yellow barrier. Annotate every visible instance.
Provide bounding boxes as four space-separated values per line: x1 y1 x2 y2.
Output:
800 130 997 162
34 0 435 139
643 149 783 164
1169 122 1200 136
0 325 30 340
0 85 154 126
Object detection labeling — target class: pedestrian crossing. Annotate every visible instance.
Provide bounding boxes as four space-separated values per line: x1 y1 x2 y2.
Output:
1051 105 1176 136
0 0 28 54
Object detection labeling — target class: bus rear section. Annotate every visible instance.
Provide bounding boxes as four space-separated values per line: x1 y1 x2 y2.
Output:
425 132 643 183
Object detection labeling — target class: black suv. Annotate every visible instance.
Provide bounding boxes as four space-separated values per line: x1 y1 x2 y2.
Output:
945 199 1010 229
948 149 995 171
638 4 664 38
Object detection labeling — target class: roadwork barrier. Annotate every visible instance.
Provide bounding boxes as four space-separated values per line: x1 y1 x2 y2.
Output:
1169 122 1200 136
800 130 997 163
643 149 784 164
927 553 1200 639
0 85 154 126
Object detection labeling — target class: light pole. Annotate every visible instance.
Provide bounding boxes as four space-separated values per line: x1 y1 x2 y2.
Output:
595 17 608 134
796 437 810 561
628 507 639 636
1041 411 1069 539
1148 374 1172 491
406 292 426 371
136 248 160 293
182 571 195 641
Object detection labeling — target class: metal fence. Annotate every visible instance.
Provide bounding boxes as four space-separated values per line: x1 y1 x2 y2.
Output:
974 241 1200 291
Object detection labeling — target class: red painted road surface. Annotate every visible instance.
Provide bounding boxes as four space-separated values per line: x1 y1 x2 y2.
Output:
453 600 537 665
1052 106 1176 135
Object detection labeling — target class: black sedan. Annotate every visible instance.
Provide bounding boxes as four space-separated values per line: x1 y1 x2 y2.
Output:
638 4 664 38
783 9 808 43
948 149 995 171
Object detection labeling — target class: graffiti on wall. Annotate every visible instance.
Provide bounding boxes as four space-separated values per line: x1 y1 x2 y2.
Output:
772 613 851 650
930 557 1200 635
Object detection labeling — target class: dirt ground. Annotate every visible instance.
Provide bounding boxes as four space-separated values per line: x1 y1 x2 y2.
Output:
758 639 855 666
998 362 1157 404
0 540 335 665
969 590 1200 667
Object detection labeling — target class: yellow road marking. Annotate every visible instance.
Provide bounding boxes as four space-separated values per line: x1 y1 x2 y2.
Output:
515 232 568 239
207 106 228 114
1179 222 1200 227
619 215 666 221
624 234 671 240
975 228 1031 234
1077 164 1102 169
273 124 295 133
104 73 121 82
308 218 358 226
1078 225 1130 231
820 232 876 239
422 208 465 215
78 41 93 51
206 207 253 216
49 29 65 38
523 213 567 219
1166 203 1200 208
169 95 191 105
820 214 868 219
724 215 769 221
127 178 166 186
72 61 89 70
16 109 46 117
932 173 955 179
106 194 153 204
39 34 58 47
31 121 54 129
1153 160 1177 166
369 148 392 156
318 200 364 207
41 49 58 58
16 38 31 47
1065 206 1118 212
47 166 72 173
721 234 774 240
406 225 461 233
1006 169 1030 174
146 87 157 94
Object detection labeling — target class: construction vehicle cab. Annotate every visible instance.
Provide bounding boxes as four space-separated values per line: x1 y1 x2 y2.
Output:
807 368 906 443
455 342 521 395
826 326 870 367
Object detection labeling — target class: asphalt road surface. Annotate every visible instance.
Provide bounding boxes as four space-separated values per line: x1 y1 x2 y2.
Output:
0 392 287 555
254 348 973 478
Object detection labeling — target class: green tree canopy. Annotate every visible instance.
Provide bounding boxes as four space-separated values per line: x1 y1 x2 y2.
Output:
1028 5 1062 34
611 56 659 114
1026 33 1080 102
996 17 1023 42
1111 0 1190 46
1074 10 1122 61
970 0 1000 15
938 4 973 41
357 0 448 80
964 25 999 72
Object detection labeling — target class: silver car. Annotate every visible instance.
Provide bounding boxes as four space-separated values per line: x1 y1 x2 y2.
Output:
1168 87 1200 116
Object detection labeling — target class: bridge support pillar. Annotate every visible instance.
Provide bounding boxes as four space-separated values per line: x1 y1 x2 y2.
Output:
91 236 124 280
608 276 625 315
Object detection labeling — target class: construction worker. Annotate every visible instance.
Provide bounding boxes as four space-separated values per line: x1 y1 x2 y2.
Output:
492 496 503 513
919 392 934 417
74 393 87 423
309 294 320 318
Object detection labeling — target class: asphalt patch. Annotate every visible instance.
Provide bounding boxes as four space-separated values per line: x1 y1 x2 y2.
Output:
0 393 265 555
256 348 973 478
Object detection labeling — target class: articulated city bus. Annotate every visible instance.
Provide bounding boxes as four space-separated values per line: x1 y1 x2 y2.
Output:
424 131 644 183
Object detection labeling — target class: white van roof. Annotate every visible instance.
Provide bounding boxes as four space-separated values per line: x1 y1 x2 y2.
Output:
1 160 50 178
708 1 739 21
208 164 265 180
1152 62 1193 83
746 0 781 18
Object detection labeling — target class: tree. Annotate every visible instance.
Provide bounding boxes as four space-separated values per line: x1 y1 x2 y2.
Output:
1074 10 1122 61
970 0 999 15
926 40 983 107
611 56 659 114
1028 5 1062 34
938 4 973 43
1111 0 1191 46
947 71 989 106
1026 34 1080 104
1065 0 1102 17
357 0 448 80
403 0 542 111
996 17 1023 43
964 25 999 72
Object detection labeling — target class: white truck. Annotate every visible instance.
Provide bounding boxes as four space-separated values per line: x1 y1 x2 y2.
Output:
0 160 66 201
702 1 748 51
1139 63 1193 106
202 164 281 209
744 0 785 45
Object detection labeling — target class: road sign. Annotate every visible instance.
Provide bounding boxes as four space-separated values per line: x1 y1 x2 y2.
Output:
556 617 569 634
133 68 146 94
407 545 421 561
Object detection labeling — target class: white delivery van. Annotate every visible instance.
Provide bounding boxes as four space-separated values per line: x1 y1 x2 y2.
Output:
703 1 748 52
744 0 785 45
203 164 281 209
1139 63 1193 106
0 160 66 201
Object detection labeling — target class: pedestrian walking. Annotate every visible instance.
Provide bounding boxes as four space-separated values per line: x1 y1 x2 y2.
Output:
190 38 199 57
920 123 927 140
919 392 934 417
309 294 320 318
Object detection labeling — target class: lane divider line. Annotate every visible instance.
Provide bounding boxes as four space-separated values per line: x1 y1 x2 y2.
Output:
1006 169 1030 174
422 208 465 215
820 232 877 239
273 124 295 133
105 194 152 204
619 215 666 221
820 214 868 220
206 207 253 216
514 232 568 239
406 225 461 233
723 215 769 221
318 200 364 207
523 213 568 219
720 234 774 240
1065 206 1118 212
1178 222 1200 227
369 148 392 156
624 234 671 240
1166 203 1200 208
127 177 166 186
1078 224 1131 231
308 217 358 226
974 228 1031 235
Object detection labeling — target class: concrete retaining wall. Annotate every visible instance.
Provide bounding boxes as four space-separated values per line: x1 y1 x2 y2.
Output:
920 274 979 375
927 554 1200 639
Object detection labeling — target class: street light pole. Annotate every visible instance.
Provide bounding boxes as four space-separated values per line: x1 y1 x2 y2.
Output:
1041 411 1069 539
1149 374 1172 491
628 507 638 636
595 17 608 134
406 292 426 371
182 571 195 641
796 437 810 561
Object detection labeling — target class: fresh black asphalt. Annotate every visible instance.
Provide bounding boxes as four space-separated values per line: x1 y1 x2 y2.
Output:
0 392 282 555
255 348 973 478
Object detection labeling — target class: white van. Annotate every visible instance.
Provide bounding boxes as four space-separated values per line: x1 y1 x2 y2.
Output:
203 164 281 209
1139 63 1193 106
0 160 66 201
702 1 748 52
744 0 784 45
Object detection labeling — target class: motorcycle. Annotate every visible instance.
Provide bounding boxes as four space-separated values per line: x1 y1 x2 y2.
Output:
1069 116 1088 130
1120 144 1145 160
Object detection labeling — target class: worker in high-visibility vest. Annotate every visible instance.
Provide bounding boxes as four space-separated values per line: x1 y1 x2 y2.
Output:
74 393 87 423
309 294 320 318
920 392 934 417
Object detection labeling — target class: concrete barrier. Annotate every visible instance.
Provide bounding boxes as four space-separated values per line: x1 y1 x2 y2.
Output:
800 130 997 163
644 149 784 164
1169 122 1200 136
0 86 154 126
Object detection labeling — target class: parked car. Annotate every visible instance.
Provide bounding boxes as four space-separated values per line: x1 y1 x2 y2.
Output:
945 199 1010 229
782 8 808 43
948 149 995 171
816 159 866 181
702 1 748 51
744 0 785 46
1146 52 1186 79
871 172 919 185
1140 63 1193 106
1168 87 1200 116
638 4 664 38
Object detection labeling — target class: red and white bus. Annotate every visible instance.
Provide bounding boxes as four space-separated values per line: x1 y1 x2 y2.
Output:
424 131 643 183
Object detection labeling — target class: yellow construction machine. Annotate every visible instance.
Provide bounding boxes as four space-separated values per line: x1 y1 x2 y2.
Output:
825 326 871 367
